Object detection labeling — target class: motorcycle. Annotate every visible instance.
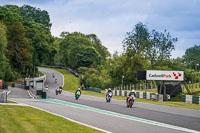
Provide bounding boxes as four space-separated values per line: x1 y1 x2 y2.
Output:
106 92 112 102
52 73 55 78
55 87 62 95
75 90 81 100
127 95 136 108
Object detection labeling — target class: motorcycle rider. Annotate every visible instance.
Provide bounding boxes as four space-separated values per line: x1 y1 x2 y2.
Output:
106 88 113 98
75 88 81 96
59 85 62 93
55 85 62 94
126 89 136 103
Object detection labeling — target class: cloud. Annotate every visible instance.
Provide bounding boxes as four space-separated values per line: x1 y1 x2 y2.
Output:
1 0 200 58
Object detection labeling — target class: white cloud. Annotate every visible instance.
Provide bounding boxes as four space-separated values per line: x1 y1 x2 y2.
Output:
1 0 200 58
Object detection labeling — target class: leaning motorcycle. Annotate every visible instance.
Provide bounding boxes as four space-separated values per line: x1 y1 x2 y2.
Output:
106 92 112 102
75 91 81 100
127 95 136 108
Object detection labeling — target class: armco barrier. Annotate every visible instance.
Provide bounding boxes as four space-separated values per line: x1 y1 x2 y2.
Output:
105 89 163 101
143 92 147 99
40 65 79 77
139 92 143 99
136 92 139 98
0 91 7 103
182 94 200 105
115 90 117 96
192 96 199 104
82 87 101 93
147 92 151 99
124 91 127 97
186 95 192 104
182 94 186 102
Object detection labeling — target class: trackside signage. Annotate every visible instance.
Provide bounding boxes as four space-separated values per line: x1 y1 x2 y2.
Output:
146 70 184 81
0 80 2 87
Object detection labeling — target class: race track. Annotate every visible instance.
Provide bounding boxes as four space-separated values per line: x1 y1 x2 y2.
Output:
8 68 200 133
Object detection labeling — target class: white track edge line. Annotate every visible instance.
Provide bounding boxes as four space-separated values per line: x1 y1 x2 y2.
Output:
45 98 200 133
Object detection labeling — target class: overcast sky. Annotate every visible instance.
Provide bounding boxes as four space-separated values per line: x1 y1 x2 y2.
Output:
1 0 200 58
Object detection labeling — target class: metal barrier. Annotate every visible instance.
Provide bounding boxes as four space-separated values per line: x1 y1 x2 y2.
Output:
13 83 25 89
0 91 7 103
82 87 101 93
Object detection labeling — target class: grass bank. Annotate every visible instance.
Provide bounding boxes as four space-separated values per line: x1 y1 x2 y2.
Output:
7 100 17 103
0 105 101 133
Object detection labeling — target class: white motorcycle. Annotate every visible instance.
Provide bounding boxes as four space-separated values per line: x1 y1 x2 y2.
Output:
106 92 113 102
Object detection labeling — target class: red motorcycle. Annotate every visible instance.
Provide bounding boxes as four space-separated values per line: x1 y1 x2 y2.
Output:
127 95 135 108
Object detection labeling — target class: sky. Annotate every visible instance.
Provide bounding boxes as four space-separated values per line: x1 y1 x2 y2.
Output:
0 0 200 58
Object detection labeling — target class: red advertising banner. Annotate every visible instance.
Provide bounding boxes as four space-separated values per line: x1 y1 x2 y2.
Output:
0 80 2 87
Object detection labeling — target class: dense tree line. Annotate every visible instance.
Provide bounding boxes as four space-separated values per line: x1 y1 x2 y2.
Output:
0 4 54 80
0 4 199 88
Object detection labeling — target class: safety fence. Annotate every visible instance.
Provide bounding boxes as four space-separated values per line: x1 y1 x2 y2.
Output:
12 83 25 89
105 89 163 101
113 83 157 90
82 87 101 93
0 91 7 103
182 94 200 105
40 65 79 77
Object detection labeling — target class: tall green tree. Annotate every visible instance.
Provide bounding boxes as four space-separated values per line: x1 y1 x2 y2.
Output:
6 22 32 75
19 5 52 29
0 21 16 81
24 21 54 65
148 30 177 67
123 22 177 68
0 21 8 79
0 5 22 24
183 45 200 69
123 22 149 55
58 32 107 70
87 34 110 61
76 47 101 68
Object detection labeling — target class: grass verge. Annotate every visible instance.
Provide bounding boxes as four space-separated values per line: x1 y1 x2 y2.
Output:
7 100 17 103
0 105 101 133
39 67 200 110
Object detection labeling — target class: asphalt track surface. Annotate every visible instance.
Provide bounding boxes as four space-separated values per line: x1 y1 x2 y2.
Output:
8 68 200 133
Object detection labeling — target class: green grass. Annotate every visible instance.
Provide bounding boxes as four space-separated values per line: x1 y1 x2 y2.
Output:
39 71 44 77
7 100 17 103
0 105 101 133
4 82 12 87
39 67 200 110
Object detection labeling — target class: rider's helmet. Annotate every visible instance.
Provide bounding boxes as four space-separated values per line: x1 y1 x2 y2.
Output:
78 88 80 90
132 89 135 93
108 88 111 91
46 85 48 88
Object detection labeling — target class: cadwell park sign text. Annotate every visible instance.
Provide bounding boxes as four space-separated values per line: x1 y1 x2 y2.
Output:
146 70 184 81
